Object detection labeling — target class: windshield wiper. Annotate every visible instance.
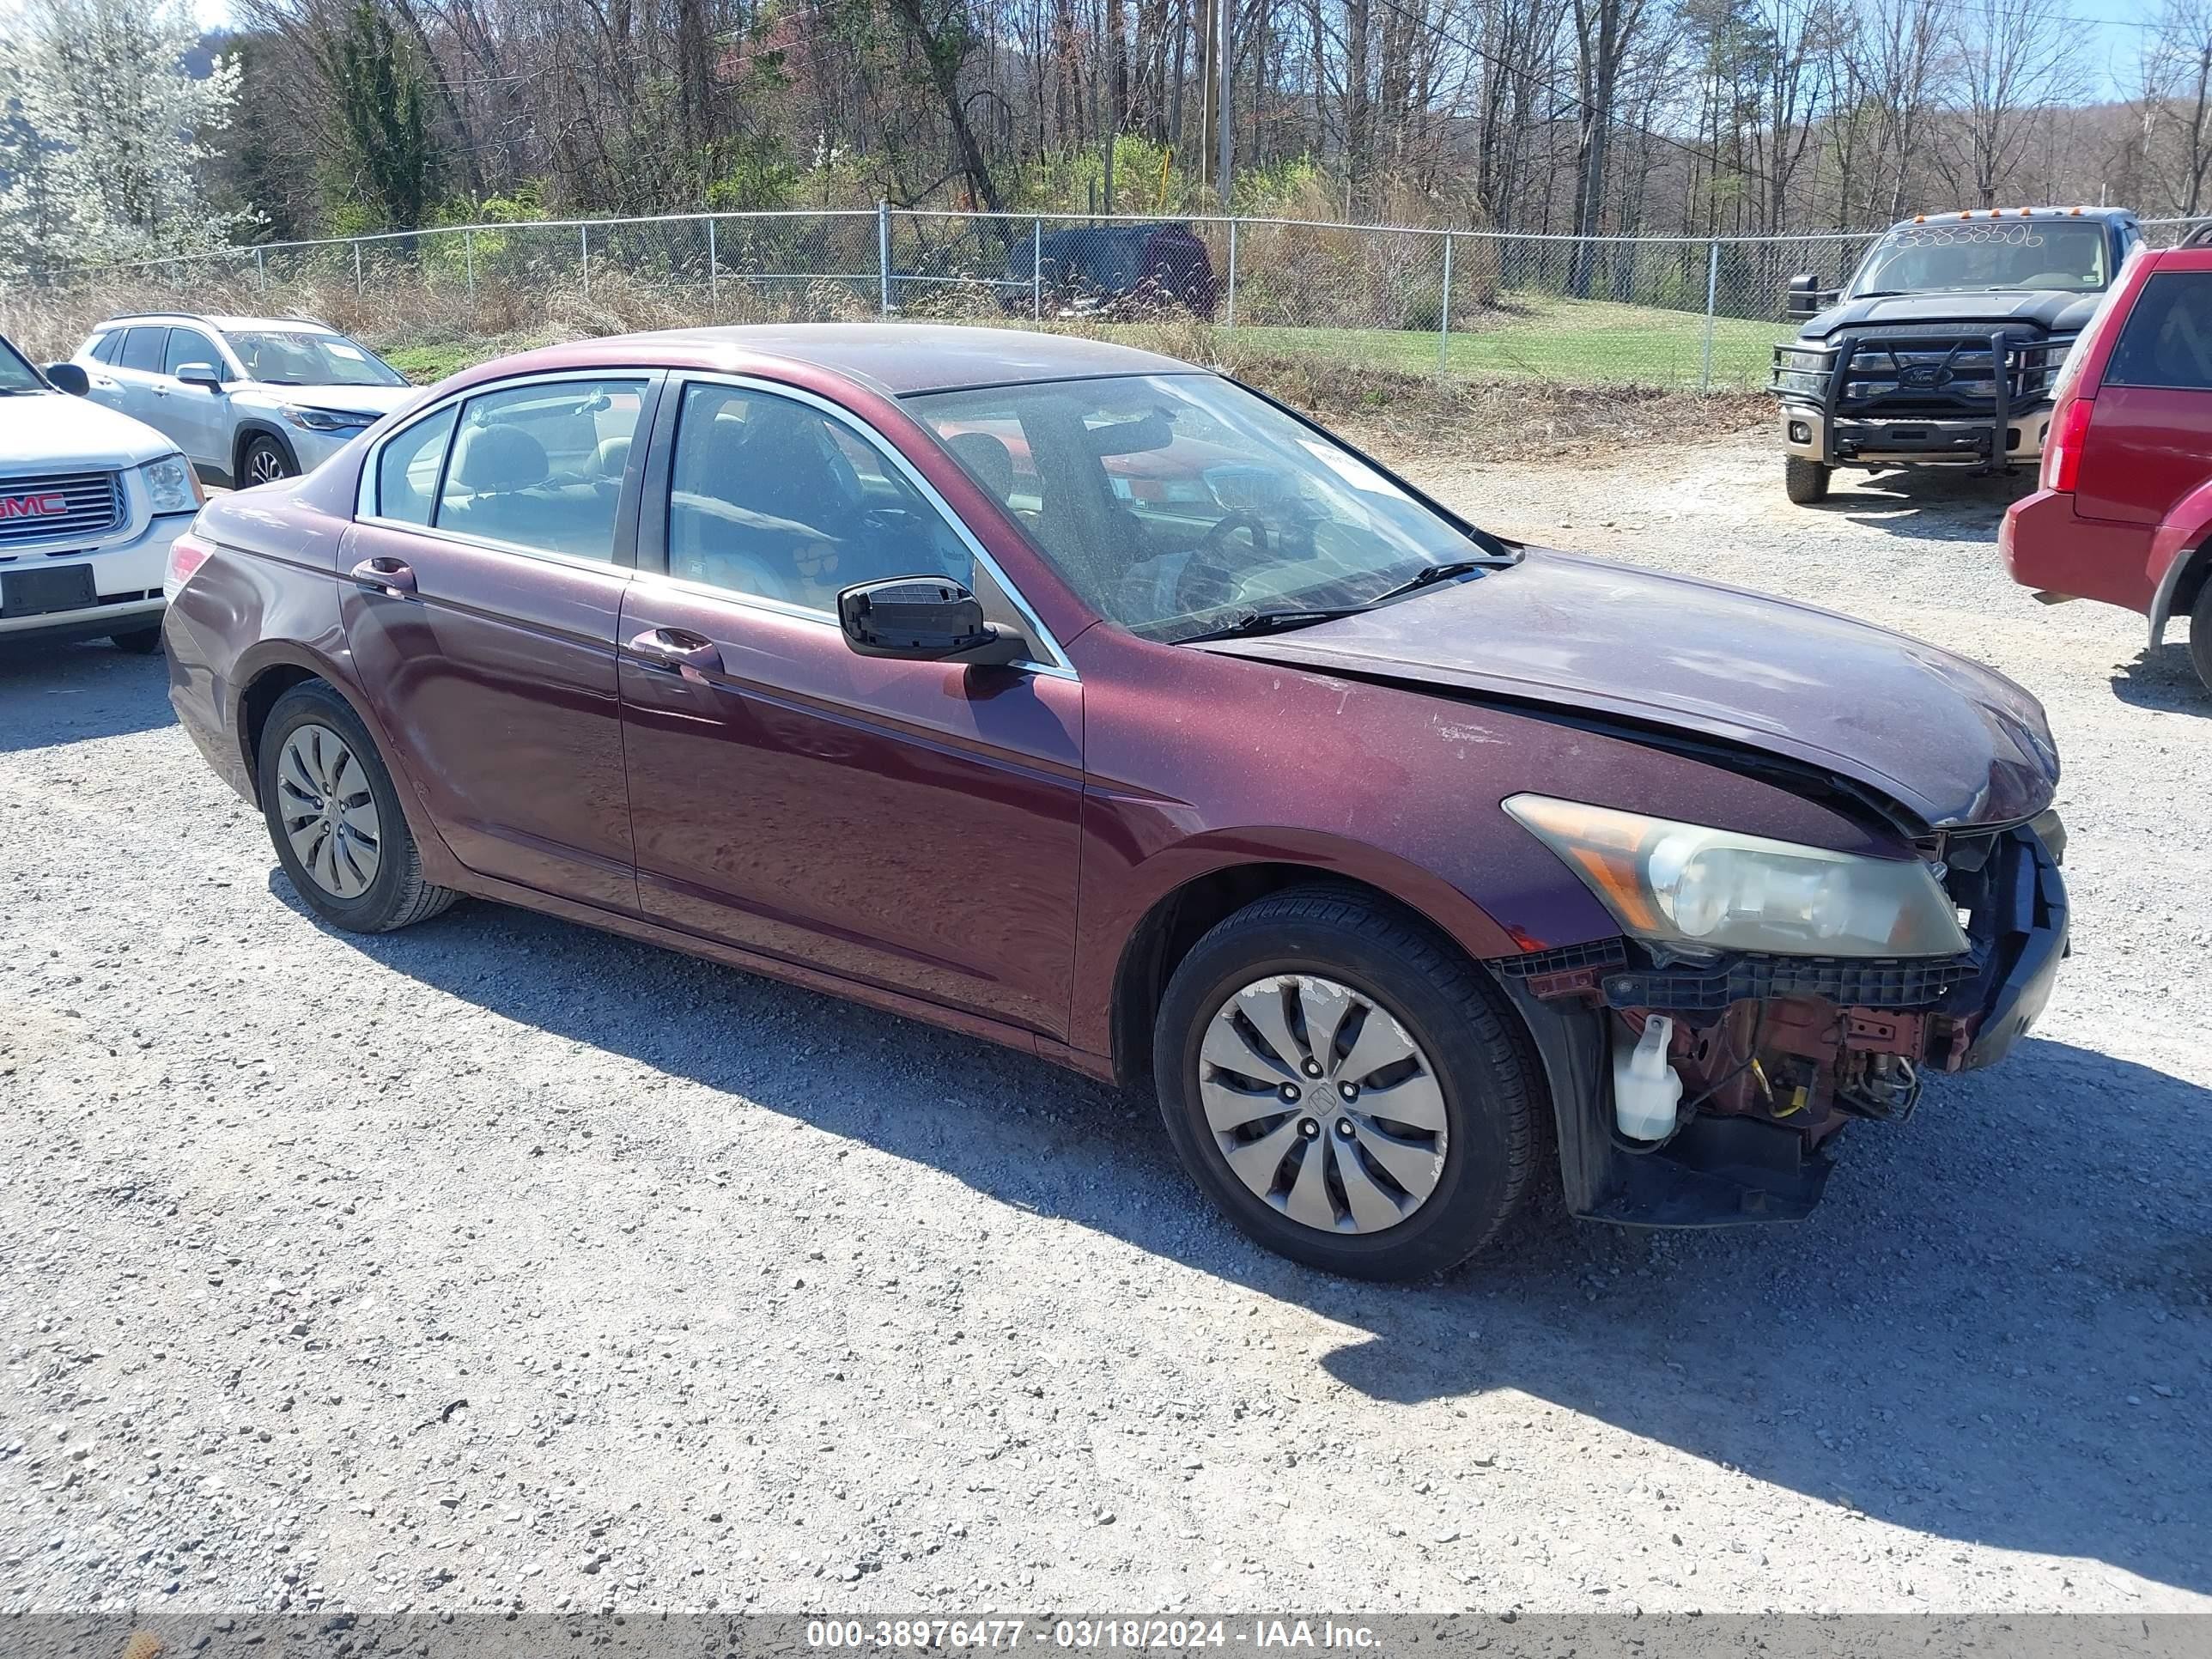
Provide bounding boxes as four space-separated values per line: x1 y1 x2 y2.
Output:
1362 559 1498 607
1179 607 1366 642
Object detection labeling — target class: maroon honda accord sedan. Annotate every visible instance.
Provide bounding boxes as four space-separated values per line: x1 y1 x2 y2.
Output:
162 324 2068 1279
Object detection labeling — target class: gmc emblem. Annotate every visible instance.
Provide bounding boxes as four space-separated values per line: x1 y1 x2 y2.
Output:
0 492 68 520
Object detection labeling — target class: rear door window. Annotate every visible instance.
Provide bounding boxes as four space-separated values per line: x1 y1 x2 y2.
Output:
118 327 169 373
434 378 648 561
2104 273 2212 391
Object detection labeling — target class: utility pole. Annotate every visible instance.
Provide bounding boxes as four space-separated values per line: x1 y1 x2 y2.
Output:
1213 0 1233 204
1196 0 1218 199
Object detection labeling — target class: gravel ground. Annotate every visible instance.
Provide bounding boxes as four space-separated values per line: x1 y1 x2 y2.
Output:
1 434 2207 1620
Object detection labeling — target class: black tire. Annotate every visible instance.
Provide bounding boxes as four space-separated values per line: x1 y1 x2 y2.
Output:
242 435 295 489
1784 455 1831 505
1152 886 1540 1280
2191 577 2212 694
258 680 458 933
108 625 163 654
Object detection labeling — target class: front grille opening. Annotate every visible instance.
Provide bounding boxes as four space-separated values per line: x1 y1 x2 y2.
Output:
0 471 125 547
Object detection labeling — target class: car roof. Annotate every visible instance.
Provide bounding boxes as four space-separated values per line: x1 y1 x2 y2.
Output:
93 313 339 334
533 323 1203 397
1883 207 2137 229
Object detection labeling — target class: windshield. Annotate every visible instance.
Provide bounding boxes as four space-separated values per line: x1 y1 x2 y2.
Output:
222 328 404 388
0 334 46 393
1849 220 2109 298
906 373 1504 643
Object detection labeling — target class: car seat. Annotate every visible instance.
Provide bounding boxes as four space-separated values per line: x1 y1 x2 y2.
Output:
945 431 1018 504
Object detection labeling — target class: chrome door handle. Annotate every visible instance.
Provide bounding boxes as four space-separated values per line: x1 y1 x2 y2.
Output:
628 626 722 684
349 556 417 599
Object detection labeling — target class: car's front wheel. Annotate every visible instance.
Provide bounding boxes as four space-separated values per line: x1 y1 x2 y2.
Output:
1152 887 1539 1279
242 435 295 488
108 626 163 654
1784 455 1831 504
258 680 458 933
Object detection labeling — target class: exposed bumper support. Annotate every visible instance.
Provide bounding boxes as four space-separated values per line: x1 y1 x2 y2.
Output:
1492 823 2067 1230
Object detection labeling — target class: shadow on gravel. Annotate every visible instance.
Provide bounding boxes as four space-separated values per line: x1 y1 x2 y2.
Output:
0 636 175 751
1828 468 2031 541
2110 645 2211 717
289 881 2212 1601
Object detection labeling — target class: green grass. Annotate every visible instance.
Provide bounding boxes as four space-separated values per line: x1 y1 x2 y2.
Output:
1237 295 1789 391
364 294 1784 395
378 339 517 384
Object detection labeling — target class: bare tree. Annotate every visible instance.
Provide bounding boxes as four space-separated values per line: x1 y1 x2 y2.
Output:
1936 0 2087 208
2139 0 2212 216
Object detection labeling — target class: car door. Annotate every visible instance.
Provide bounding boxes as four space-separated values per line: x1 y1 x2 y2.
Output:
157 325 233 476
100 326 171 428
2077 263 2212 526
343 371 663 912
616 375 1084 1041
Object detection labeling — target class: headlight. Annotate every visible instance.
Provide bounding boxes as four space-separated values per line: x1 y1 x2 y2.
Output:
281 405 376 434
1504 795 1970 959
137 453 201 514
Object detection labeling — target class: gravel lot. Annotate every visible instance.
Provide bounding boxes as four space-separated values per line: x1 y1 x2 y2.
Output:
2 433 2207 1620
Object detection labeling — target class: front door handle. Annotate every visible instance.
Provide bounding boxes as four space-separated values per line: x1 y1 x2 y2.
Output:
628 626 722 684
349 556 417 599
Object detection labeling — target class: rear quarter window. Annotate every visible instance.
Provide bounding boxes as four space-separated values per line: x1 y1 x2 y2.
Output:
2104 272 2212 391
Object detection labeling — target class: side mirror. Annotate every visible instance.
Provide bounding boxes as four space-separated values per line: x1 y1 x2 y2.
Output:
837 576 1025 665
1785 273 1828 319
175 362 226 391
44 362 89 397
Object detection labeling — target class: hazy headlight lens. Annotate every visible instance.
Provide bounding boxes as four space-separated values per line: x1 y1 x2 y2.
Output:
138 453 199 514
1505 795 1969 958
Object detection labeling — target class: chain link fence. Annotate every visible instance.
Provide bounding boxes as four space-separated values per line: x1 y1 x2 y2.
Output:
24 208 2207 393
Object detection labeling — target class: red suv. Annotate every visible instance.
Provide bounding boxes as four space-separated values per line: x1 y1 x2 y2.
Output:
2002 232 2212 688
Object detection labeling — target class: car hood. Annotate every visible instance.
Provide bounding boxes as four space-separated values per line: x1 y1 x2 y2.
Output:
0 390 175 471
246 382 415 416
1803 289 2106 338
1198 550 2059 831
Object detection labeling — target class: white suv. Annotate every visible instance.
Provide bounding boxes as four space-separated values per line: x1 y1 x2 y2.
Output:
0 331 200 653
64 313 415 488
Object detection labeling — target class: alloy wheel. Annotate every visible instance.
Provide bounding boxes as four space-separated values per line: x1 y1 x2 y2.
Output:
246 445 290 485
276 722 381 899
1196 974 1448 1235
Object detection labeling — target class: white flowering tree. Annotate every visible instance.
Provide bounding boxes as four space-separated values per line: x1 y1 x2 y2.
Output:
0 0 251 281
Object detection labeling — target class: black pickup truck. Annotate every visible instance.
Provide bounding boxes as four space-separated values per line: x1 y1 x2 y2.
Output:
1769 206 2142 504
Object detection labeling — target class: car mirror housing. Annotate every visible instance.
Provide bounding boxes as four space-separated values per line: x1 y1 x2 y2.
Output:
175 362 227 391
44 362 89 397
1784 272 1833 319
837 576 1027 665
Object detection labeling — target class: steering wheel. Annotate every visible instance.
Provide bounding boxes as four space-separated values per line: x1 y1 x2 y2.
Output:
1174 511 1273 615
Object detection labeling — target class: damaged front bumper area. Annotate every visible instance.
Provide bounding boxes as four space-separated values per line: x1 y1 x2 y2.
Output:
1489 818 2068 1228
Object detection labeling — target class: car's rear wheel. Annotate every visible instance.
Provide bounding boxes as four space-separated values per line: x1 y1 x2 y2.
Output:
1152 887 1539 1279
2191 578 2212 693
108 626 162 654
243 436 295 488
258 681 457 933
1784 456 1831 504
